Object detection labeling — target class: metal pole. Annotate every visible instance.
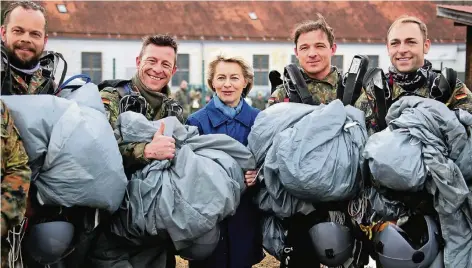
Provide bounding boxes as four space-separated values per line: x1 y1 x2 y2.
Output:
201 40 206 105
113 58 116 79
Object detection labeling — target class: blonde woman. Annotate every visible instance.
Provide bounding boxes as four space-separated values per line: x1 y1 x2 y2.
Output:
186 55 263 268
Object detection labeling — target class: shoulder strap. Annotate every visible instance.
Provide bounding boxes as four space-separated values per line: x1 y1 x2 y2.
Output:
98 79 133 99
39 51 68 94
430 68 456 104
284 64 316 105
336 73 344 101
342 55 370 105
98 79 131 91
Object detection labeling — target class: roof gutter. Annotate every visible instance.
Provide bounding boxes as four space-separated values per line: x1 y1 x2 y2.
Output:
437 6 472 26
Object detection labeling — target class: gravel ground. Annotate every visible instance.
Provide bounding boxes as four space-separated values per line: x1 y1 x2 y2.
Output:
176 253 279 268
176 255 377 268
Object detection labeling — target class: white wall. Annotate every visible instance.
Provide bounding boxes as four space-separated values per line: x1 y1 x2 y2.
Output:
46 38 142 82
47 38 465 95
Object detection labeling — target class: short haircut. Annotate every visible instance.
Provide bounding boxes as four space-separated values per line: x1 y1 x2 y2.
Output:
388 15 428 42
139 34 178 64
292 13 335 47
2 1 47 32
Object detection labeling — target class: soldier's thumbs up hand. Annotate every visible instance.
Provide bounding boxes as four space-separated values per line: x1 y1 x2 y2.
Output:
144 122 176 160
153 122 166 140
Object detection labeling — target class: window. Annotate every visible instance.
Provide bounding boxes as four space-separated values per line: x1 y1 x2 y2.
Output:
172 54 190 86
332 55 343 73
56 4 67 13
81 52 102 84
253 55 269 86
367 55 379 68
291 55 299 66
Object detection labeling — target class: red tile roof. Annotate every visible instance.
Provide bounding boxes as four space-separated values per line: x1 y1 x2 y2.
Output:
40 1 466 43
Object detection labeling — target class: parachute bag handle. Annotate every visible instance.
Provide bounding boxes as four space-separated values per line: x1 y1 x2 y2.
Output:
342 55 370 105
284 64 316 105
58 74 91 90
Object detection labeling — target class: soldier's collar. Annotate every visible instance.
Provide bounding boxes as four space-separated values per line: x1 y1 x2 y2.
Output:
301 67 338 87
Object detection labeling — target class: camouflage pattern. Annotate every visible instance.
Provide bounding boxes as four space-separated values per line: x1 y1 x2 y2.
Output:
1 66 49 95
355 74 472 136
100 81 184 170
268 67 340 106
252 97 266 111
1 100 31 267
174 88 191 120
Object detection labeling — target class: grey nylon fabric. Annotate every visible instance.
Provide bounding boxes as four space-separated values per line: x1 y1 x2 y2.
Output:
261 215 285 261
363 128 427 192
111 113 255 251
249 100 367 217
454 109 472 182
367 96 472 268
1 83 127 213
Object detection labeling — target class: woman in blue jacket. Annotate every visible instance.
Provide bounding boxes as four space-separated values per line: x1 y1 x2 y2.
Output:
186 54 263 268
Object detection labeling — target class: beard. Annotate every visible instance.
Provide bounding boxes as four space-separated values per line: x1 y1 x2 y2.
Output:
3 40 43 70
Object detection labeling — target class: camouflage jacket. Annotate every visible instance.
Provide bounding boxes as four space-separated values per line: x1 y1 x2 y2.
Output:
268 67 340 105
1 100 31 237
1 66 50 95
100 82 184 172
355 74 472 136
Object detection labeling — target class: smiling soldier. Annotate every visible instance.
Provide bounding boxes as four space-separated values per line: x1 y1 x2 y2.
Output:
1 1 53 95
268 14 342 106
355 15 472 135
99 34 184 174
93 34 184 267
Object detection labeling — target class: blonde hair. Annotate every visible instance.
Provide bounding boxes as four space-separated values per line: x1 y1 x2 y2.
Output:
388 15 428 42
206 54 254 96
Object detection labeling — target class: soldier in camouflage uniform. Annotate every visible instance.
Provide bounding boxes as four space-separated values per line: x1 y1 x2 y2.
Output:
267 15 364 268
1 1 52 95
173 80 191 121
90 34 183 268
268 15 341 107
355 15 472 135
1 100 31 267
100 35 184 174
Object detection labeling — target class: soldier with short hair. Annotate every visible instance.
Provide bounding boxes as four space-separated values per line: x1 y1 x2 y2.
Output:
100 34 184 175
355 15 472 135
267 14 363 268
1 0 55 95
268 14 342 106
91 34 184 268
1 100 31 268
